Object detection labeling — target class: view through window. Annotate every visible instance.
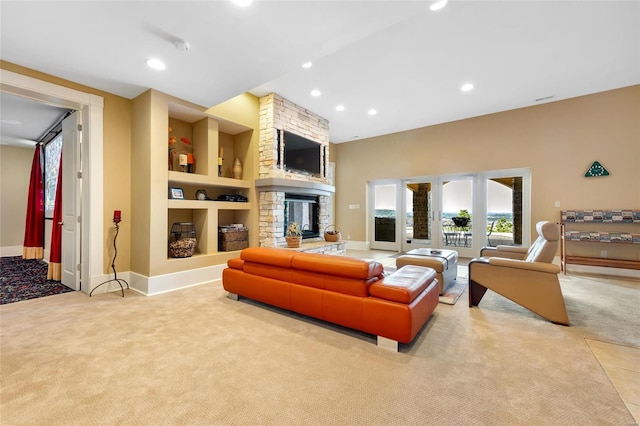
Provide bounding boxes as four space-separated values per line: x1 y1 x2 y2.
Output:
44 134 63 219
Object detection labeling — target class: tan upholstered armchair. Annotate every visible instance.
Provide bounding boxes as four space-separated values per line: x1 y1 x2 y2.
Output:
468 221 569 325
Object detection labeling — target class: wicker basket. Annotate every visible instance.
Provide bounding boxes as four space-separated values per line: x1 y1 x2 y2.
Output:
219 227 249 252
324 225 342 242
169 237 197 258
169 222 197 258
285 236 302 248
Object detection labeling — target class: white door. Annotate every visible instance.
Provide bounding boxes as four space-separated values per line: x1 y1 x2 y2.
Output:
61 111 81 290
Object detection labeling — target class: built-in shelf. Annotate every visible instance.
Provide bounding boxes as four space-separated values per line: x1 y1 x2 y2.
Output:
560 209 640 273
168 171 251 189
132 89 257 280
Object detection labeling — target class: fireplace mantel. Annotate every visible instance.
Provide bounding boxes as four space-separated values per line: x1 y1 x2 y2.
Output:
255 178 335 197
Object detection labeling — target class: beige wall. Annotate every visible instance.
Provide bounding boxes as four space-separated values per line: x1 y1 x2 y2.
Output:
4 59 637 271
0 145 33 249
0 61 132 273
334 85 640 258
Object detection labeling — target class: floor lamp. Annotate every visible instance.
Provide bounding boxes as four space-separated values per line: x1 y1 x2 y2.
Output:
90 210 130 297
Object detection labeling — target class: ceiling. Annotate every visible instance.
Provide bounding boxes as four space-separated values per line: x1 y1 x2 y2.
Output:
1 1 638 147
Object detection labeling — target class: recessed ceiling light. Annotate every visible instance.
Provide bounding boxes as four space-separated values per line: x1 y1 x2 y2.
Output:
368 109 377 116
302 61 313 69
146 58 166 70
336 105 345 111
311 89 321 97
231 0 252 6
460 83 474 92
429 0 448 11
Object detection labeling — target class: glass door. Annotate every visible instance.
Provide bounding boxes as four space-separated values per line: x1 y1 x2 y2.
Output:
484 169 531 248
370 181 400 251
441 175 477 258
368 169 531 255
401 179 438 252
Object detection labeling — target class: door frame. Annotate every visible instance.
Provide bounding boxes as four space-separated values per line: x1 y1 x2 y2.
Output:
1 69 104 294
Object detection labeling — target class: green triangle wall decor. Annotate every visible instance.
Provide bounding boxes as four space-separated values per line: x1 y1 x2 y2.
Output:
584 161 610 178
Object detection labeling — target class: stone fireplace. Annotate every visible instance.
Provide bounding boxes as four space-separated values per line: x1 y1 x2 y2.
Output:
256 94 344 254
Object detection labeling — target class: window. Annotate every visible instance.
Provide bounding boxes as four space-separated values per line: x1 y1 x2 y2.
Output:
44 134 63 219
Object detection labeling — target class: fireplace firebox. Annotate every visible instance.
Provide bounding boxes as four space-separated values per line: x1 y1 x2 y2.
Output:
284 193 320 239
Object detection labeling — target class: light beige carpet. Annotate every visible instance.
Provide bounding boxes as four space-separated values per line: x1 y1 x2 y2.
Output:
0 272 638 425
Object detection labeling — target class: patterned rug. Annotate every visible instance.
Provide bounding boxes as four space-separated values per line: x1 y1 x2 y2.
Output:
0 256 73 305
439 276 468 305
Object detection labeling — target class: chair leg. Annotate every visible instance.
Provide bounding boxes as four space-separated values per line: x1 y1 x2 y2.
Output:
469 279 488 307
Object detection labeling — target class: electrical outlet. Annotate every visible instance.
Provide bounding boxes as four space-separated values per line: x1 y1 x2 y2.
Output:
555 201 561 207
600 250 607 258
347 234 350 239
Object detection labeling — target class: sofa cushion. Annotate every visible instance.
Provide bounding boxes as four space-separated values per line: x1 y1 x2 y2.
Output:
290 270 372 297
369 265 436 304
291 252 384 280
241 247 295 268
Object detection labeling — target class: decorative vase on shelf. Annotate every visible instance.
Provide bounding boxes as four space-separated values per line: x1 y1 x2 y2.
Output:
168 151 174 171
233 158 242 179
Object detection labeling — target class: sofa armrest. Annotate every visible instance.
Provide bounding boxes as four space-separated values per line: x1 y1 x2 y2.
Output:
488 257 560 274
227 257 244 270
480 245 528 260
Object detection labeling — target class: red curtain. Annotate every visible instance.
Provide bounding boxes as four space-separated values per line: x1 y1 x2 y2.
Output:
23 144 44 259
47 155 63 281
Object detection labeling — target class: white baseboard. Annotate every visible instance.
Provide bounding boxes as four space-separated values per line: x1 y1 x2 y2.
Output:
345 240 370 251
0 246 22 257
126 263 227 296
86 271 132 295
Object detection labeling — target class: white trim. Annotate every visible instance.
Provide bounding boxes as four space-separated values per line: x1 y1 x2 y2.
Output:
86 271 132 296
0 69 104 295
128 263 226 296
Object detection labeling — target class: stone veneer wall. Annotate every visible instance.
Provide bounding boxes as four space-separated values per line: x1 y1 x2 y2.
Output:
258 93 330 180
258 94 336 251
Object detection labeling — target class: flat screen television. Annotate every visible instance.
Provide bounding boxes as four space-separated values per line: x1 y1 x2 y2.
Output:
281 130 322 176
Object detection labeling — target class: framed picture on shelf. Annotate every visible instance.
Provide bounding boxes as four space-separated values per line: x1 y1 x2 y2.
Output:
169 187 184 200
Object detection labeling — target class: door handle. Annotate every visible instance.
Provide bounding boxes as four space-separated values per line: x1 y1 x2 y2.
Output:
58 222 64 225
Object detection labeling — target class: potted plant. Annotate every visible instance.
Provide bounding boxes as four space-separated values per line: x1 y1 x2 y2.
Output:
285 222 303 248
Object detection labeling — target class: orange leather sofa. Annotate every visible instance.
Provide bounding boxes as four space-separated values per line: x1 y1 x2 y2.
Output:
223 247 439 350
